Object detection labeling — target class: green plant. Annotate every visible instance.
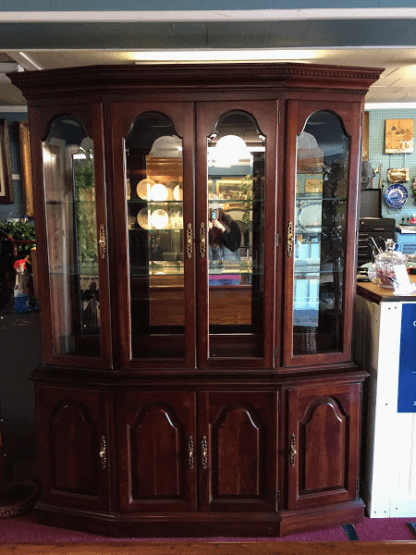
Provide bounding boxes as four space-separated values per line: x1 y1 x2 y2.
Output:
240 259 252 273
239 174 253 232
73 153 97 266
0 220 36 256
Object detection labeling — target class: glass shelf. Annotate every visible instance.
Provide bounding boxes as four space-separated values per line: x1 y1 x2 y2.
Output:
128 199 183 205
296 195 347 201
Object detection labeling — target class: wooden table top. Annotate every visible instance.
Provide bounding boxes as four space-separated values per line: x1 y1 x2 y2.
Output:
357 274 416 304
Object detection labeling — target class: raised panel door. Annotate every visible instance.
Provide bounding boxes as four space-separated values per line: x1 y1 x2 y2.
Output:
287 382 361 510
198 391 278 512
36 386 110 511
117 391 197 512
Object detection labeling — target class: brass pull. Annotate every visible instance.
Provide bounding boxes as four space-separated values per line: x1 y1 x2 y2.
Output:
200 222 206 258
188 436 194 469
186 223 193 259
287 221 294 257
99 224 106 260
290 433 297 468
201 435 208 470
99 435 107 470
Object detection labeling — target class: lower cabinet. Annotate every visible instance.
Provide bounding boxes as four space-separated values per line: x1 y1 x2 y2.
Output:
34 376 365 536
117 390 278 514
286 382 361 511
198 391 278 513
35 386 111 511
117 390 197 513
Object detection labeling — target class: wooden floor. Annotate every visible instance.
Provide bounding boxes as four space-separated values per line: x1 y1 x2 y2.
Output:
1 542 416 555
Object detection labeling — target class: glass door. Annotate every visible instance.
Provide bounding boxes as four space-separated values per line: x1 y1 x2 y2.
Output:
112 102 195 369
283 100 362 367
196 102 277 368
32 104 111 368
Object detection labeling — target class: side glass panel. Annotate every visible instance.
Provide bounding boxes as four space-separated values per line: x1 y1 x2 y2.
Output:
125 112 185 359
207 111 265 358
293 111 349 356
43 116 100 356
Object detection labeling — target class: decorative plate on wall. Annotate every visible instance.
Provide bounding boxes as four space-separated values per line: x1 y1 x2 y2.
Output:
384 183 408 209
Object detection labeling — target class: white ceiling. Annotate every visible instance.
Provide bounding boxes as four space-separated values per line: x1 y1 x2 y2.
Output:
1 48 416 108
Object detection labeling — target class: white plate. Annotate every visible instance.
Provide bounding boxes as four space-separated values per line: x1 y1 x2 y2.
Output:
150 209 169 229
136 178 155 200
173 184 183 201
298 202 322 232
137 208 150 229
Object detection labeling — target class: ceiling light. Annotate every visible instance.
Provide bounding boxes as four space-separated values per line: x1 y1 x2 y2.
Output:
213 135 251 167
133 50 316 64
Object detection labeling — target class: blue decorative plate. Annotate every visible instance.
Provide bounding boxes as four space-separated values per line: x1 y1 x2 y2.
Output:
384 183 408 209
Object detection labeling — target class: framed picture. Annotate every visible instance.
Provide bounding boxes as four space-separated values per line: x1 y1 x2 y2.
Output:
19 121 34 217
385 119 414 154
0 119 13 204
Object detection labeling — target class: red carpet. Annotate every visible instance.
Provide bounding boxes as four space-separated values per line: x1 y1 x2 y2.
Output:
1 512 416 543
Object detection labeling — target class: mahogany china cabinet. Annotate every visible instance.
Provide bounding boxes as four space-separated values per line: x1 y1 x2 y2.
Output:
10 63 381 537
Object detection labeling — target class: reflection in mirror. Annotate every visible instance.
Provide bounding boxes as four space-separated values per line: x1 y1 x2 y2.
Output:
125 112 185 359
42 116 100 356
293 111 349 356
207 110 265 358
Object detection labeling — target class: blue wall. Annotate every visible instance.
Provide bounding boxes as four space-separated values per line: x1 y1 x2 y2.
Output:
0 112 29 222
368 109 416 224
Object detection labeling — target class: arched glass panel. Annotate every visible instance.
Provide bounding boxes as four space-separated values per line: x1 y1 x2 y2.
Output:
43 116 100 356
293 110 349 355
125 112 185 359
207 111 265 358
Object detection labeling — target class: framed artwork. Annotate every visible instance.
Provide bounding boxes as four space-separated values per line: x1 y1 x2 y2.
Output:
0 119 13 204
385 119 414 154
19 121 34 217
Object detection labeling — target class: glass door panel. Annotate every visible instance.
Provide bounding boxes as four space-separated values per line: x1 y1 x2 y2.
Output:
43 116 101 357
125 112 185 359
206 110 266 359
293 111 349 356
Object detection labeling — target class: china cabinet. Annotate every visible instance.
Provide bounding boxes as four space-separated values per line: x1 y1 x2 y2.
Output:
10 62 381 537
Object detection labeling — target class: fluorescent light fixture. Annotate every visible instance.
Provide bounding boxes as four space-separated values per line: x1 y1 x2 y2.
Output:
133 50 316 63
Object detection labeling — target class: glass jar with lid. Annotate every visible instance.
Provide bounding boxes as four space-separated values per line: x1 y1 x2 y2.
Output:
374 239 408 289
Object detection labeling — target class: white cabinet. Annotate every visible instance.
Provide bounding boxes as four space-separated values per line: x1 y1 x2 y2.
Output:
355 290 416 518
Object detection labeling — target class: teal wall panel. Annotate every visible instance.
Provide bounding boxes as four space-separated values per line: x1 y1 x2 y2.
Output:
368 109 416 224
0 1 411 11
0 19 415 49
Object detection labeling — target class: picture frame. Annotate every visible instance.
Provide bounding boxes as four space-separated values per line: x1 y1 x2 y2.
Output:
0 119 13 204
385 118 414 154
19 121 34 217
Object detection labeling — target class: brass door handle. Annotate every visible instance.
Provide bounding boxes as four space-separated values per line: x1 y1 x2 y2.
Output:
98 224 106 260
186 223 193 259
99 435 107 470
290 433 297 468
199 222 206 258
287 221 294 257
188 435 194 469
201 435 208 469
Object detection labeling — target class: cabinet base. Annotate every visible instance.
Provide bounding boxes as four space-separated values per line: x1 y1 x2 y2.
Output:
35 499 365 538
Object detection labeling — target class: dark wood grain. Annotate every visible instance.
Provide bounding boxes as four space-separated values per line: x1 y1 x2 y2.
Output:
10 62 381 538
